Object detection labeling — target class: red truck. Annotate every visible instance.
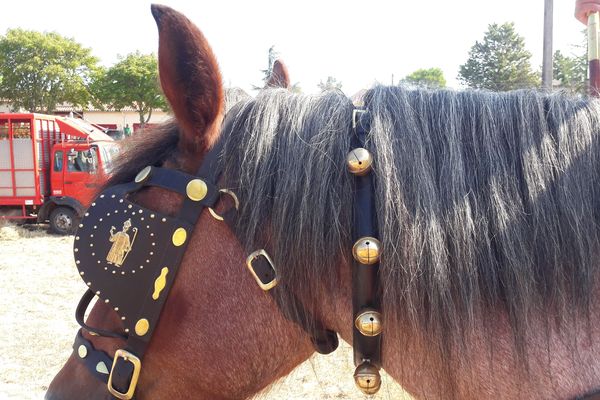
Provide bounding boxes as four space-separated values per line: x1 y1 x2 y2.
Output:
0 113 117 234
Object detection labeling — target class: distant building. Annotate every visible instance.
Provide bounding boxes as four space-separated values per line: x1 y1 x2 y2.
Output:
0 101 170 133
52 104 170 133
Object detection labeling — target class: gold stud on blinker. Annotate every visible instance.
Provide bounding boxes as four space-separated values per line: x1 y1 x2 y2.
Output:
135 318 150 336
172 228 187 247
352 237 381 265
354 361 382 395
346 147 373 176
186 179 208 201
354 309 383 337
134 166 152 184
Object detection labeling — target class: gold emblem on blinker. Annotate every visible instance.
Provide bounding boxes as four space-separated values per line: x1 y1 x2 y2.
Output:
106 219 138 267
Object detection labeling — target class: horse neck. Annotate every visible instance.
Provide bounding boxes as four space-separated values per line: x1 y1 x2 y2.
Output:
323 263 600 400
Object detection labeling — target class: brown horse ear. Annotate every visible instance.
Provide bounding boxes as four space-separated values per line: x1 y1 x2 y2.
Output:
151 4 224 155
265 59 290 89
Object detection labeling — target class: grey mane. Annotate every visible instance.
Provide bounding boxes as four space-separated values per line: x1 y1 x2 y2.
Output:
219 85 600 373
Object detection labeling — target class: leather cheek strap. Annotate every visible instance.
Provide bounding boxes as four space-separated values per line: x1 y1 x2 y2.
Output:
221 207 339 355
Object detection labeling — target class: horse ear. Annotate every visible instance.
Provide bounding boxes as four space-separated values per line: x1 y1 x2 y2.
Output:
151 4 224 155
265 59 290 89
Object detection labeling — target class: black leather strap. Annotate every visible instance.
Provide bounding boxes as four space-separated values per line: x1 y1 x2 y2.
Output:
76 289 127 340
351 109 382 368
73 329 114 384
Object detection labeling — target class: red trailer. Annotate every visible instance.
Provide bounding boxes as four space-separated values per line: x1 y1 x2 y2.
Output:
0 113 117 234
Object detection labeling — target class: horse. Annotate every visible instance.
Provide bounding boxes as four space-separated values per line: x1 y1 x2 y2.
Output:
47 4 600 400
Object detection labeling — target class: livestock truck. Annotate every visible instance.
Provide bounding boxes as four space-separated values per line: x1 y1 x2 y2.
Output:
0 113 117 234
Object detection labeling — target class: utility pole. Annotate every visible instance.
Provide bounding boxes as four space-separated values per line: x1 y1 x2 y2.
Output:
542 0 553 90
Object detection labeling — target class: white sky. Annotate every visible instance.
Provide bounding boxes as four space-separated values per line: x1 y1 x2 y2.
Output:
0 0 586 96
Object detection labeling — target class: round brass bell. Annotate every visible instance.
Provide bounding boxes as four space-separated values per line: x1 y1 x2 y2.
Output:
134 166 152 184
352 237 381 265
186 179 208 201
355 309 383 337
353 362 381 395
346 148 373 176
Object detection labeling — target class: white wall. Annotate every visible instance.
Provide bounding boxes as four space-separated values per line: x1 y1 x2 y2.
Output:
82 110 171 128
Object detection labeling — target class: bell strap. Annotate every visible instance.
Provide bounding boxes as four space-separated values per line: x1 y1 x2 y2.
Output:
348 109 383 395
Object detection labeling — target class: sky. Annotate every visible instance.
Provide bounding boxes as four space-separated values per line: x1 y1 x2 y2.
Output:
0 0 586 96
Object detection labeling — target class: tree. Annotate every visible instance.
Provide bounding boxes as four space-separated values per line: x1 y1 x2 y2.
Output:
317 76 343 92
458 23 540 91
553 31 587 95
0 29 98 113
92 52 167 126
553 50 587 94
401 68 446 88
254 46 279 90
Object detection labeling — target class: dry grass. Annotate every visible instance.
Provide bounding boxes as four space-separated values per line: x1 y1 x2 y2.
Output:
0 223 410 399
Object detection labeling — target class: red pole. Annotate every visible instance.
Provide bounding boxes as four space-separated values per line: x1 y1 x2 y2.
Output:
589 12 600 97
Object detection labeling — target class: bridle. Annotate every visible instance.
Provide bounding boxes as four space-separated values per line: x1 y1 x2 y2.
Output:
69 107 383 399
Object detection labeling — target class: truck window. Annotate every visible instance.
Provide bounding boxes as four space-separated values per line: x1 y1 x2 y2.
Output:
12 121 31 138
0 121 8 139
67 149 98 173
54 151 63 172
99 144 119 174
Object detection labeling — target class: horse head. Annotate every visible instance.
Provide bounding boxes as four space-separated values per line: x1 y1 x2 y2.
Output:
46 5 338 400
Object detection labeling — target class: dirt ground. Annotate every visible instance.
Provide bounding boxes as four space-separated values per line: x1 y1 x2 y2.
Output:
0 223 411 400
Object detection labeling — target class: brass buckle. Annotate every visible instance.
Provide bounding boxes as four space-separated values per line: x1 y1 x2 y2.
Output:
107 349 142 400
209 189 240 221
246 249 278 291
352 108 368 130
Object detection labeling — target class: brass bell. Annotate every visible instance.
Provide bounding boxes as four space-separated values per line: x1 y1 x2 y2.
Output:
346 148 373 176
355 309 383 336
354 361 381 395
352 237 381 265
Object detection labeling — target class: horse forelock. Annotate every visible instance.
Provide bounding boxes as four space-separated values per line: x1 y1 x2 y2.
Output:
218 86 600 372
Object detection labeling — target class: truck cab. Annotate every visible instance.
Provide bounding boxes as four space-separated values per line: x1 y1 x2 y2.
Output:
51 142 116 207
46 141 117 233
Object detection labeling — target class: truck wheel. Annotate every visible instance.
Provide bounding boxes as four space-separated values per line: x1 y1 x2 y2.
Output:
49 207 77 235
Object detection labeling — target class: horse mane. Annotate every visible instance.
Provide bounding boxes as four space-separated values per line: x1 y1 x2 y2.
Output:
109 85 600 383
218 86 600 370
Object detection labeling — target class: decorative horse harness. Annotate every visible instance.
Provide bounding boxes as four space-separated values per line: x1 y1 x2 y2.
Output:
69 108 383 399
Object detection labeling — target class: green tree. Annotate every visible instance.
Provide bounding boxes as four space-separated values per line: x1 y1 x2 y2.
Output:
553 30 587 95
0 29 98 113
92 52 167 126
458 22 540 91
317 76 343 92
553 50 587 94
401 68 446 88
